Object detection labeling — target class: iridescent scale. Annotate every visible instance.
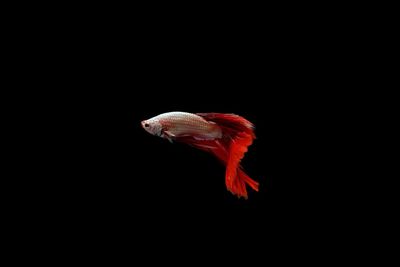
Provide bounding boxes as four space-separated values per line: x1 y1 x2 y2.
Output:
155 112 221 139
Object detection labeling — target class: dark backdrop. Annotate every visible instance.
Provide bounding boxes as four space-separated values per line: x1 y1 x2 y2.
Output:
29 7 350 256
67 83 334 226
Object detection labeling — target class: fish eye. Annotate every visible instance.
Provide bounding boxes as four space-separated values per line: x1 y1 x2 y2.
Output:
144 123 149 128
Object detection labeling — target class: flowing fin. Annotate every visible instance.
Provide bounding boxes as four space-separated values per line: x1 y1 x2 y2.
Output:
163 130 175 143
225 132 256 198
176 113 259 199
196 113 255 138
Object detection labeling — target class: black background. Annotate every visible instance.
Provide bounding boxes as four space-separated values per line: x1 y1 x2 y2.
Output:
75 21 336 215
61 59 337 230
17 5 361 259
62 92 336 246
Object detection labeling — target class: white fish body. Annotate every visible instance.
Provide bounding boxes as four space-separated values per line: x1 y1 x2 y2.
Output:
143 112 222 140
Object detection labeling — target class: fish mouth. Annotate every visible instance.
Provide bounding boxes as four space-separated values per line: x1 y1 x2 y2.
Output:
141 120 149 129
141 120 152 134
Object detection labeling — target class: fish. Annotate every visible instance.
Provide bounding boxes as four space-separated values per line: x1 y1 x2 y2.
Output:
141 111 259 199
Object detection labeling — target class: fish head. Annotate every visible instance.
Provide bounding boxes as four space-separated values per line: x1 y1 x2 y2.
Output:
141 118 163 137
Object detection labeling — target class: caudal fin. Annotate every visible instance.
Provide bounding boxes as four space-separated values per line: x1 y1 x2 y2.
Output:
225 132 259 198
197 113 259 199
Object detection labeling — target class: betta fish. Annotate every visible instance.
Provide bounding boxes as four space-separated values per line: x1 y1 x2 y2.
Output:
141 111 259 199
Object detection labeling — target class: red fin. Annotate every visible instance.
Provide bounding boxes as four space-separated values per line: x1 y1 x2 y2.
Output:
237 168 259 192
176 113 259 199
176 137 228 163
225 132 259 198
197 113 255 138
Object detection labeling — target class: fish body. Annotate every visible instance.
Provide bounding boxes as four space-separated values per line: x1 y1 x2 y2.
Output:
142 112 222 140
141 111 259 199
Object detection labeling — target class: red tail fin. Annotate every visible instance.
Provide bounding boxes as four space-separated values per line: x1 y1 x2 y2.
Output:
197 113 259 199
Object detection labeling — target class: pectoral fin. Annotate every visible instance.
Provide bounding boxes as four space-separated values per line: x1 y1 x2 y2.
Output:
163 130 175 143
